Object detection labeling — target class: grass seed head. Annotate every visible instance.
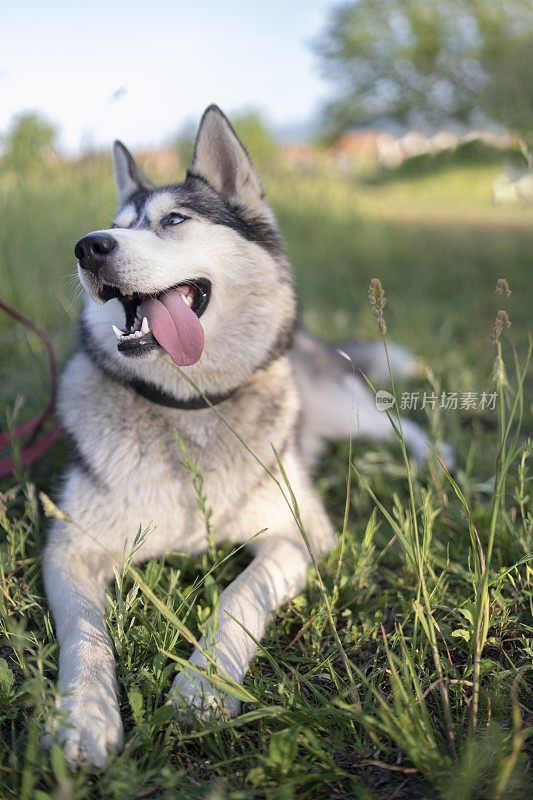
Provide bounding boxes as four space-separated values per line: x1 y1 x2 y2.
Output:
39 491 72 522
495 278 511 296
368 277 387 335
491 310 511 345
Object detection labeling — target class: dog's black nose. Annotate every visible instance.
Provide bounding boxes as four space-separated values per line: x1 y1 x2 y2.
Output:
75 232 117 275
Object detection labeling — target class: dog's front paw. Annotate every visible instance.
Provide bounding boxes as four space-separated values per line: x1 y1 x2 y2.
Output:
42 688 123 769
168 668 241 724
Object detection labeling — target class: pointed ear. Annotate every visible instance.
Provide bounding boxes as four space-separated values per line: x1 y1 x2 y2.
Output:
113 140 154 206
188 105 264 212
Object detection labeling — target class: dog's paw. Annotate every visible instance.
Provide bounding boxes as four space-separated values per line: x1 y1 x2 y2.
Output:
168 668 241 724
42 690 123 769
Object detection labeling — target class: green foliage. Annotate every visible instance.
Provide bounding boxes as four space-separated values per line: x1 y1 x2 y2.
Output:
0 658 15 704
231 111 278 165
173 118 196 169
314 0 533 140
1 113 58 171
482 33 533 141
173 110 277 172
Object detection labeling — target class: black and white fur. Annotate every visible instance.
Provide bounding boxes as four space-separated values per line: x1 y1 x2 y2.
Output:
42 105 444 768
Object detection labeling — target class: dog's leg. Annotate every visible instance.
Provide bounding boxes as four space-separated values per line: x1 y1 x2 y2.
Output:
42 526 121 768
169 535 311 719
292 328 454 469
298 370 454 469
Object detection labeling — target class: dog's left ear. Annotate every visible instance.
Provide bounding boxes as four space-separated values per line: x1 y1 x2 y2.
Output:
188 105 264 212
113 141 154 207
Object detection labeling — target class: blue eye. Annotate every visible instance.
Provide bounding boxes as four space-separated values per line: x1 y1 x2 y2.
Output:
162 213 187 227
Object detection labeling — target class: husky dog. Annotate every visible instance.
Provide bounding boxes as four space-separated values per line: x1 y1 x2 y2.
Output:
42 105 441 768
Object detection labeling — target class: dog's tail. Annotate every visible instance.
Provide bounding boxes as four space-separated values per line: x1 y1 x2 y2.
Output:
332 338 422 383
290 327 452 468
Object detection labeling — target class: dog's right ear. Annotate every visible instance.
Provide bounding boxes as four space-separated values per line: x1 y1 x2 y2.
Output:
188 105 264 213
113 141 154 207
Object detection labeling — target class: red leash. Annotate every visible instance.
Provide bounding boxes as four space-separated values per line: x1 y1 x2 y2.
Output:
0 298 63 477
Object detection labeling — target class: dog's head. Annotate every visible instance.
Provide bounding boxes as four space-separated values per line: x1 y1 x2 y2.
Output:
77 105 296 397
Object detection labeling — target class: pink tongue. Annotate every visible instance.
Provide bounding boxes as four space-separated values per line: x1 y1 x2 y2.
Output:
139 288 204 366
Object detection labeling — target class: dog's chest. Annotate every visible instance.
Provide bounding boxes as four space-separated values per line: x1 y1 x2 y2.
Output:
71 398 271 556
59 352 297 557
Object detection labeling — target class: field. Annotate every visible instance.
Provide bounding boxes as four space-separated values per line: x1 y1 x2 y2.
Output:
0 153 532 799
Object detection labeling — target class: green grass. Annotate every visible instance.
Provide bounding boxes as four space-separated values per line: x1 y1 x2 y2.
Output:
0 155 532 799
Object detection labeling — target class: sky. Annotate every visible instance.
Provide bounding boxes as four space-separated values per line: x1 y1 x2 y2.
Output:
1 0 337 154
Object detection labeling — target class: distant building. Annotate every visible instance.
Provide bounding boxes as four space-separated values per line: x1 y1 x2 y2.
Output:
330 130 397 171
136 148 181 177
329 127 514 171
280 142 318 171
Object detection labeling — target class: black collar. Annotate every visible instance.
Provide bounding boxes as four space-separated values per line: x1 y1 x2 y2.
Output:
127 376 237 410
84 346 238 409
79 316 295 412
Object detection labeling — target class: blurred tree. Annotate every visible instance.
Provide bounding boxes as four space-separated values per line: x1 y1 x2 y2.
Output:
173 118 196 168
314 0 533 141
482 28 533 142
232 112 278 163
174 110 277 170
1 112 58 170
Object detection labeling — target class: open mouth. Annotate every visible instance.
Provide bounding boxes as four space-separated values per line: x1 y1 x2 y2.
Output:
100 278 210 366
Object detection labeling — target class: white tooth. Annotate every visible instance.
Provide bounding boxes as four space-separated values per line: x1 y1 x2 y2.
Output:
112 324 123 340
182 293 193 307
135 330 142 338
141 316 150 334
